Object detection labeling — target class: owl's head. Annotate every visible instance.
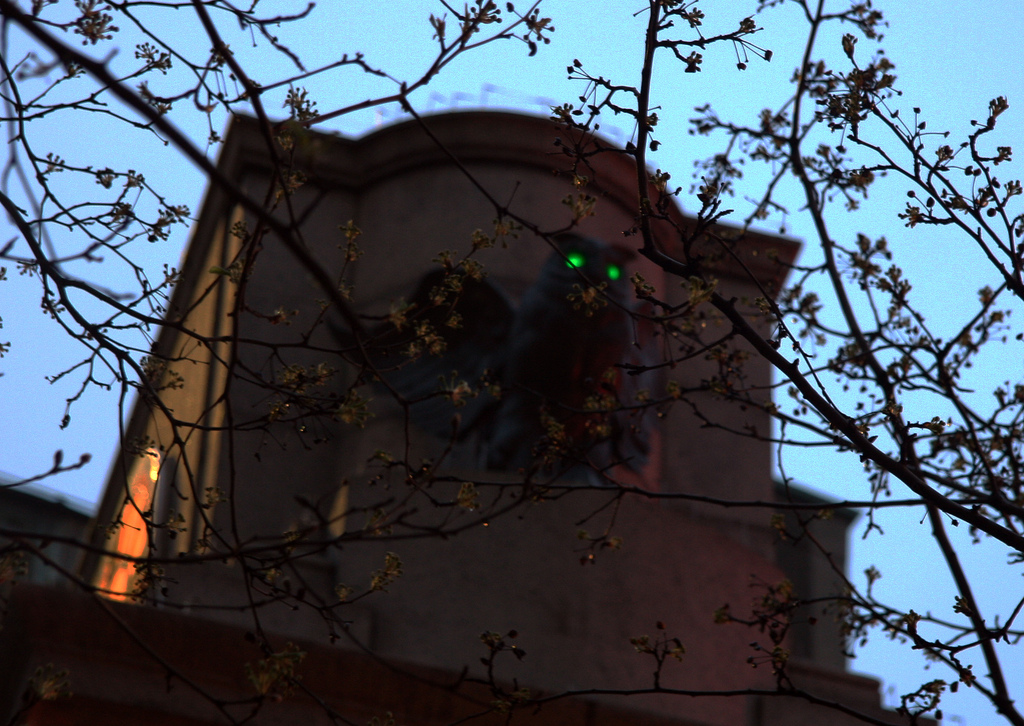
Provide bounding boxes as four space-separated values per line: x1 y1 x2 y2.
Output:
548 234 635 289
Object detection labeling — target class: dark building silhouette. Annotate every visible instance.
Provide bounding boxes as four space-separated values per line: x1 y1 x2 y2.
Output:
1 112 896 725
0 474 91 588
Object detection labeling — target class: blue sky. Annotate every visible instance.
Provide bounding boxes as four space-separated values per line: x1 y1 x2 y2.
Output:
2 1 1022 723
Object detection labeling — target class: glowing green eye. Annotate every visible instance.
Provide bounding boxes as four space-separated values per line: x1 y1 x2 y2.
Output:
565 251 586 269
606 264 622 281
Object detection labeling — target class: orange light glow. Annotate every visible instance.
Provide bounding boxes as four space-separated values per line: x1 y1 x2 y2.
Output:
97 451 159 600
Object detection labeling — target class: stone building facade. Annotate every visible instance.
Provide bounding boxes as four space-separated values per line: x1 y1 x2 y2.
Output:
1 112 897 725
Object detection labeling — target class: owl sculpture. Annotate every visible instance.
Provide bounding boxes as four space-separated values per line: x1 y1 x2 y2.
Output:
341 234 657 477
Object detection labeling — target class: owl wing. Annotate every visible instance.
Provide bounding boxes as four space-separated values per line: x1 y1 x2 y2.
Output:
604 300 661 472
335 268 513 439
